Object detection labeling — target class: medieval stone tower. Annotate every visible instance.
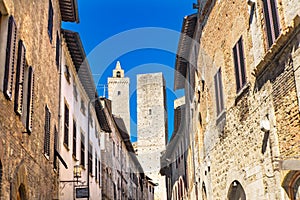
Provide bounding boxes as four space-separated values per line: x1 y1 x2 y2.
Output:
108 61 131 134
137 72 168 200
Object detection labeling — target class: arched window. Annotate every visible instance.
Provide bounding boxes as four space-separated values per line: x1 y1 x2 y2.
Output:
116 71 121 78
227 181 246 200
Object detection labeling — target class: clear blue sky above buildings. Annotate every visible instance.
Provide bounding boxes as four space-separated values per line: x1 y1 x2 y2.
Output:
63 0 196 142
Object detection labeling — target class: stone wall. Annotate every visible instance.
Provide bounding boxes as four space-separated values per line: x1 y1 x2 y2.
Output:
0 0 62 199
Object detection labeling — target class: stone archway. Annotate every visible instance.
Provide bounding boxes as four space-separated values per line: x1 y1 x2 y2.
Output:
227 180 246 200
10 163 29 200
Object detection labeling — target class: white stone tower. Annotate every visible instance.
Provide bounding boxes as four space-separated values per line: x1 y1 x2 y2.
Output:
137 72 168 200
108 61 131 135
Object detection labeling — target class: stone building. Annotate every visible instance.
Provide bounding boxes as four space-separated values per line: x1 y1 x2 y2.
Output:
164 0 300 199
108 61 131 135
0 0 78 199
137 72 168 200
100 97 154 200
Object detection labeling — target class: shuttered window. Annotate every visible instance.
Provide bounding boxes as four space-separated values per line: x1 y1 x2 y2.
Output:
4 16 17 100
44 106 51 157
98 160 101 185
214 68 224 116
263 0 280 48
14 40 26 115
80 133 85 166
95 155 98 181
63 104 69 147
88 143 93 175
233 37 246 93
53 126 58 170
55 32 60 68
26 67 34 133
48 0 54 42
72 120 77 157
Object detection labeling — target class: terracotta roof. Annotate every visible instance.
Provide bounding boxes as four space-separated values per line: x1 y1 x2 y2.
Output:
59 0 79 23
174 14 197 90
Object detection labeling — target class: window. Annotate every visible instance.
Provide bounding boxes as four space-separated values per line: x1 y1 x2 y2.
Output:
53 126 58 170
44 106 51 157
116 71 121 78
72 120 77 157
214 68 224 116
88 143 93 175
98 160 101 185
64 103 69 147
117 91 121 96
14 40 26 115
80 133 85 166
95 155 98 181
47 0 53 42
81 99 86 115
25 67 34 133
55 32 60 68
73 84 78 101
262 0 280 48
113 141 115 156
4 16 17 100
149 109 152 115
233 37 246 93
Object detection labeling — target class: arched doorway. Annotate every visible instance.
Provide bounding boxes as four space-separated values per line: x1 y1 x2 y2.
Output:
17 184 26 200
227 181 246 200
291 176 300 200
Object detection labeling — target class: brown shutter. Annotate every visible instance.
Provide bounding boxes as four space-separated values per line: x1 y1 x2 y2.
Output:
214 72 220 115
26 67 34 133
48 0 54 42
72 120 77 157
53 126 58 170
44 106 51 157
64 104 69 146
14 40 26 115
4 16 17 100
217 69 224 113
55 32 60 68
263 0 280 48
238 37 246 87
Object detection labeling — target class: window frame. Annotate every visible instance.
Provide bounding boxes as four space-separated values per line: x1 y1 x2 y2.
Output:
44 105 51 158
214 68 225 117
63 103 69 148
47 0 54 42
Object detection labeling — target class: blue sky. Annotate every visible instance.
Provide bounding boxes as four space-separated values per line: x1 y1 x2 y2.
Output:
63 0 196 142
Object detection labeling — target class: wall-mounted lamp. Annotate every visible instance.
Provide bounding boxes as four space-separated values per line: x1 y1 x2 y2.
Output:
60 165 82 184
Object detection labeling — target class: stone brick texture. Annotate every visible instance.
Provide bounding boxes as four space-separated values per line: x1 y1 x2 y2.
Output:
192 0 300 199
0 0 61 199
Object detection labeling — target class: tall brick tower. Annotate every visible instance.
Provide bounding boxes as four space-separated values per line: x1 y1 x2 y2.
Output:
137 72 168 200
108 61 131 134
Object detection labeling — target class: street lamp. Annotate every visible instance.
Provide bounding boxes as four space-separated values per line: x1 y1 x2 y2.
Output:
60 164 82 184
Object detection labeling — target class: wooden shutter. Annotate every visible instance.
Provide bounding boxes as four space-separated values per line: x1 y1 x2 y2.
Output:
55 32 60 68
14 40 26 115
44 106 51 157
214 68 224 116
64 104 69 146
48 0 54 42
95 155 97 181
26 67 34 133
4 16 17 100
98 160 101 185
53 126 58 169
72 120 77 157
263 0 280 48
233 37 246 92
80 133 85 166
88 143 93 175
